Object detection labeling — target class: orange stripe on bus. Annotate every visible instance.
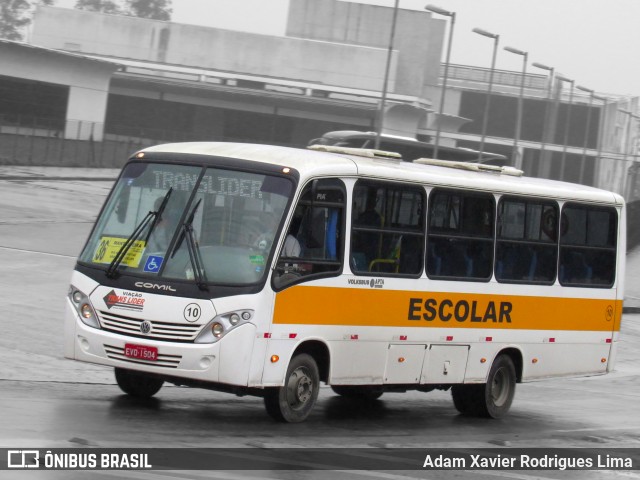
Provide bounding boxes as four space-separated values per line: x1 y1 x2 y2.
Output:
273 285 622 332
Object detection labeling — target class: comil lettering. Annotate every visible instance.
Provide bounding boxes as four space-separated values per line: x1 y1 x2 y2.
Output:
408 298 513 323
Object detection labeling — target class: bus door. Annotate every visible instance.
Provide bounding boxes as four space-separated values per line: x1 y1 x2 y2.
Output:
264 178 346 383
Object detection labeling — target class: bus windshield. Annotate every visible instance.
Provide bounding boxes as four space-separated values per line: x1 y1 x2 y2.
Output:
79 161 294 285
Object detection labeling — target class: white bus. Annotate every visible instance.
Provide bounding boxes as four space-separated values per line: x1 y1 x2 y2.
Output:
65 143 625 423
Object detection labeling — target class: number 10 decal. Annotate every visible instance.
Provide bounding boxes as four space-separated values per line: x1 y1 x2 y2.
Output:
184 303 201 322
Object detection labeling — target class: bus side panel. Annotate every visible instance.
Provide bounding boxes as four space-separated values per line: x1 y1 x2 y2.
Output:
520 342 610 380
421 344 469 384
329 341 387 385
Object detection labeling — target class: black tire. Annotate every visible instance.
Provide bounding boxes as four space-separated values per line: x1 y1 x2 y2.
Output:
451 384 484 416
114 368 164 398
331 385 384 401
451 354 516 418
264 353 320 423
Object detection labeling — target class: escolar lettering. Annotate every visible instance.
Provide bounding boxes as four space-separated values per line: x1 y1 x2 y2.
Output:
408 298 513 323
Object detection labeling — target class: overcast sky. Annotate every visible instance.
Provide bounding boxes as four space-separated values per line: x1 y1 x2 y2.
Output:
54 0 640 98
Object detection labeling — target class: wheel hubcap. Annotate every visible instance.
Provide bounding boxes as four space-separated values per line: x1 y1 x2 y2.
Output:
490 367 509 406
287 367 313 408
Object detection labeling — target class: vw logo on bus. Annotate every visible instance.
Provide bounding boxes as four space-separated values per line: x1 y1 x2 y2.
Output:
139 320 152 335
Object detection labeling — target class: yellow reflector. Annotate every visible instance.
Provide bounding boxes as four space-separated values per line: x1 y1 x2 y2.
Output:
480 358 487 364
271 355 279 363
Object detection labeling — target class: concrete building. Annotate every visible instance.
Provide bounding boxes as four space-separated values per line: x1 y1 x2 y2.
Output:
0 0 639 204
20 1 445 147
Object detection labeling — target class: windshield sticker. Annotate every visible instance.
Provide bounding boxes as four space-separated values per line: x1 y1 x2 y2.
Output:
144 255 164 273
93 237 146 268
250 255 265 265
103 290 145 312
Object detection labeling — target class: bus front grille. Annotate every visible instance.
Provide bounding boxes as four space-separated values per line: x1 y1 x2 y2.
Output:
104 344 182 368
97 310 202 342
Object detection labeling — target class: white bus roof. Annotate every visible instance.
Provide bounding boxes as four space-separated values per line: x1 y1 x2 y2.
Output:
139 142 623 205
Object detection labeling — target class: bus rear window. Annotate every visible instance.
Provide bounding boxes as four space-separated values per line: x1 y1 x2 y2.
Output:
559 204 617 287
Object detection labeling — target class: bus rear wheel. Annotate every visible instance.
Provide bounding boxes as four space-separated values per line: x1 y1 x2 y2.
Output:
451 354 516 418
264 353 319 423
114 368 164 398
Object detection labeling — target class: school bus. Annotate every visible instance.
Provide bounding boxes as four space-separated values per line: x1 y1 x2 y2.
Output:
64 142 625 422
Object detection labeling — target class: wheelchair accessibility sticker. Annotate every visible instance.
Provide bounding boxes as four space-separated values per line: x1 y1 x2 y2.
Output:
144 255 164 273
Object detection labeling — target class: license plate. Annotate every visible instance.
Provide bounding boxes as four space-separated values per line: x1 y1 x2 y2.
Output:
124 343 158 361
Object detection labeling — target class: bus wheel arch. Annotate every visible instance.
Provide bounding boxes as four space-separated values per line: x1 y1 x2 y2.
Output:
496 347 523 383
452 348 521 418
291 340 331 383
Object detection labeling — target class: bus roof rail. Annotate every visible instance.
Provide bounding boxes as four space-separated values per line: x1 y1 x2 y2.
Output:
308 144 402 160
413 158 524 177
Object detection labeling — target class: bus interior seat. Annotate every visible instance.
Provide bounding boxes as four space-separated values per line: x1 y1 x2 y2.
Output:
427 241 443 276
560 251 593 283
325 209 338 260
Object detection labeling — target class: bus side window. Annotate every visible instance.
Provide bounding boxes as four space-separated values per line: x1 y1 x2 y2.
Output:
350 181 425 276
273 178 345 289
495 197 558 284
427 189 494 281
559 204 617 287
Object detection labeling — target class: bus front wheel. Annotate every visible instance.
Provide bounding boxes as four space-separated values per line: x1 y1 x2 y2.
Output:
451 354 516 418
114 368 164 398
264 353 320 423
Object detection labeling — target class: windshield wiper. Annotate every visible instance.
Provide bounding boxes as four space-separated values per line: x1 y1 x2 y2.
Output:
171 199 208 290
105 187 173 279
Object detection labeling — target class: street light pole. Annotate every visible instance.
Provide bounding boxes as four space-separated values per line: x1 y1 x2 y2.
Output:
594 94 607 163
472 27 499 161
556 74 575 178
620 109 640 161
575 85 594 184
504 46 528 168
531 62 555 176
619 109 640 195
425 4 456 160
375 0 400 150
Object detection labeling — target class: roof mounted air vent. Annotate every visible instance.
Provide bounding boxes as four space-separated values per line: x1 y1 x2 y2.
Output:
413 158 524 177
308 144 401 160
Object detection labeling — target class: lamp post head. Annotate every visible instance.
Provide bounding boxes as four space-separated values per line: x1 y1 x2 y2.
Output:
472 27 498 39
532 62 554 72
555 75 574 85
425 4 454 17
504 46 527 57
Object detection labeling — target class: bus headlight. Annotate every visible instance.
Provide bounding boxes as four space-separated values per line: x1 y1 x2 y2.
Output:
195 310 253 344
68 285 100 329
212 322 224 337
81 304 93 319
